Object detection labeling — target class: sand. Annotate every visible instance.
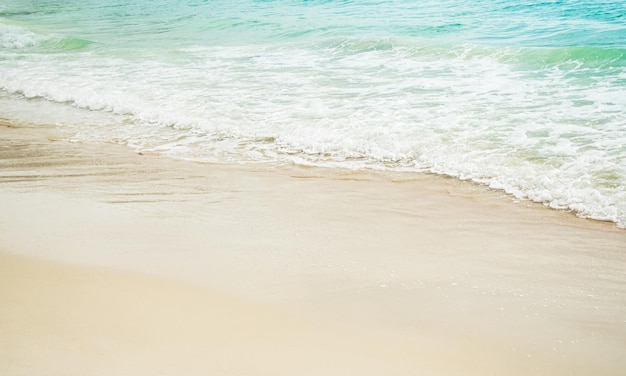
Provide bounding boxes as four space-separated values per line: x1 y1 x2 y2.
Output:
1 122 626 375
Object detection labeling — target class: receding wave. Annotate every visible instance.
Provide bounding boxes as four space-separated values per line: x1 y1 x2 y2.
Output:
1 0 625 228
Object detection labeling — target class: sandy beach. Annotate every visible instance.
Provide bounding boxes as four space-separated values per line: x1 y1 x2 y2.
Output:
1 122 626 375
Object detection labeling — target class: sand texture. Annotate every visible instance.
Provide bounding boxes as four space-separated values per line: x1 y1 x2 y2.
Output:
1 123 626 375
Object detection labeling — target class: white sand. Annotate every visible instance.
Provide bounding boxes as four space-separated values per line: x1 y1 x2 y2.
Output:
1 123 626 375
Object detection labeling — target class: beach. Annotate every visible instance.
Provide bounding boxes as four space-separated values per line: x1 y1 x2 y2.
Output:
2 1 626 374
1 122 625 375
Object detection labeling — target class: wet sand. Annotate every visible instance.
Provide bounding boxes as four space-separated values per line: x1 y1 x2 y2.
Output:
1 123 626 375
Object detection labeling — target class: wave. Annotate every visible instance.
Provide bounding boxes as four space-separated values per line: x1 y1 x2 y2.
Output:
0 21 93 52
0 22 41 49
40 36 94 52
508 46 626 69
1 1 625 228
309 37 626 74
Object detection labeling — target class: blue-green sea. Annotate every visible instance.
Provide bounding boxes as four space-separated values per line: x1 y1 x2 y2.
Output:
1 0 625 227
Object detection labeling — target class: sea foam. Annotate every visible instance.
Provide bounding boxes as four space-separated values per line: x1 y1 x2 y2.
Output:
1 0 625 227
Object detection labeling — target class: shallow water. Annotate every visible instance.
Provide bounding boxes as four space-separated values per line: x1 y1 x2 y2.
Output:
1 0 625 226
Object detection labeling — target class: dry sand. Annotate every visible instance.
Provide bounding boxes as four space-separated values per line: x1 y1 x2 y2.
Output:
1 123 625 375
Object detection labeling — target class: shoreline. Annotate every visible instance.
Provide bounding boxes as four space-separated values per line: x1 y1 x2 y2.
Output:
2 122 626 375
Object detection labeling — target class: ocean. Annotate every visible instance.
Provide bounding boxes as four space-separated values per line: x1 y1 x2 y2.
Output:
1 0 625 227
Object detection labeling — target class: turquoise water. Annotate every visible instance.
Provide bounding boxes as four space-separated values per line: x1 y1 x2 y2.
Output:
1 0 625 227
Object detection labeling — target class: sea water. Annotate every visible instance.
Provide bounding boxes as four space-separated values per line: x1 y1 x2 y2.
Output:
1 0 625 227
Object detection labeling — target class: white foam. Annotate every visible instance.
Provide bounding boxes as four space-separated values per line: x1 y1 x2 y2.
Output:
0 22 41 49
1 39 625 227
